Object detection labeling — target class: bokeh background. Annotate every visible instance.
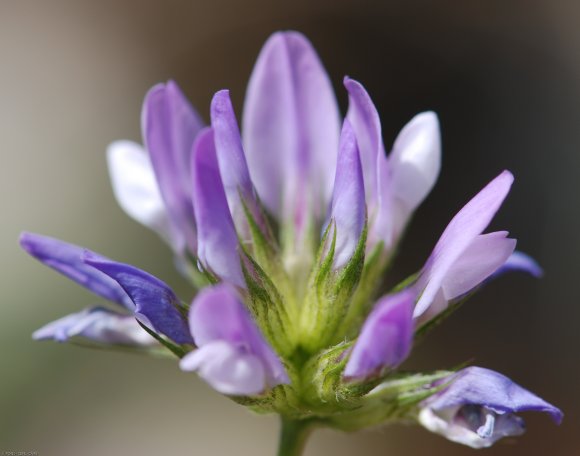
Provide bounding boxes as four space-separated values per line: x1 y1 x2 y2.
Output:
1 0 578 454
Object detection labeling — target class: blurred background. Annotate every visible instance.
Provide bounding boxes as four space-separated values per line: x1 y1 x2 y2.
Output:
1 0 578 454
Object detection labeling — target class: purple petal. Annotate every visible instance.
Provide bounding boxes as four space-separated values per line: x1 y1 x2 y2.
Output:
494 250 543 278
186 284 289 393
180 341 266 396
19 232 132 309
414 171 514 318
389 111 441 212
419 366 562 448
343 290 415 380
33 307 155 346
242 31 341 220
344 77 384 206
210 90 261 233
191 128 245 287
327 120 366 269
142 80 204 254
84 254 193 345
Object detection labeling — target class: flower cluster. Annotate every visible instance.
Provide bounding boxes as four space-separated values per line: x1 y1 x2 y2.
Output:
21 31 561 450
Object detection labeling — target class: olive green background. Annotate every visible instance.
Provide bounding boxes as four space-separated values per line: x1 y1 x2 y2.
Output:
1 0 578 454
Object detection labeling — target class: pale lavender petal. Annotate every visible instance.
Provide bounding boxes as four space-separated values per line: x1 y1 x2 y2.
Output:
441 231 516 300
327 120 366 269
344 77 384 206
414 171 514 318
191 128 244 287
19 232 132 309
211 90 261 232
84 254 193 345
419 366 562 448
180 341 266 396
389 111 441 212
142 80 204 253
494 251 543 278
188 284 289 390
33 307 155 346
343 290 415 380
242 31 341 219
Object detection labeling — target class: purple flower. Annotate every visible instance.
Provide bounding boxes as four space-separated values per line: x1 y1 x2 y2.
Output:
180 284 289 395
343 290 415 380
345 78 441 250
108 80 204 257
418 367 562 448
413 171 517 320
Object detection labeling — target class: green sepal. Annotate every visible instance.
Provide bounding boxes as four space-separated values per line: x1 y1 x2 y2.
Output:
136 321 191 359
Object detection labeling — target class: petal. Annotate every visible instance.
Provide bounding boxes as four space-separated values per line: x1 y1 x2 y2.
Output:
180 341 266 396
414 171 514 318
210 90 261 233
327 120 366 269
142 80 203 253
19 232 132 309
389 111 441 212
441 231 516 300
424 366 563 423
189 284 289 387
33 307 155 346
84 254 193 345
494 250 543 278
343 289 415 380
344 77 384 206
106 140 180 250
242 31 341 218
191 128 244 287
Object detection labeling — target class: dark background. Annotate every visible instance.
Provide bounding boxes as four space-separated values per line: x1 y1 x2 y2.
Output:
1 1 578 454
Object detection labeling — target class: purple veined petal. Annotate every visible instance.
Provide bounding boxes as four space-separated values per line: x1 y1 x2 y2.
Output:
142 80 204 254
19 232 133 310
106 140 182 252
343 289 415 380
414 171 514 318
210 90 261 234
187 284 289 392
493 250 543 278
389 111 441 213
419 366 562 448
191 128 245 287
84 254 193 345
327 120 366 269
33 307 156 346
344 77 384 207
180 340 266 396
242 31 341 220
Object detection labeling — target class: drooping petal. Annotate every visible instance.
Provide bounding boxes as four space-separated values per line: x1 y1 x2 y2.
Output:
418 366 562 448
343 290 415 380
344 77 384 206
494 250 543 278
185 284 289 393
242 31 341 220
389 111 441 213
19 232 132 309
210 90 261 233
327 120 366 269
142 80 204 253
33 307 155 346
106 140 178 249
191 128 244 287
180 341 266 396
414 171 514 318
84 254 193 345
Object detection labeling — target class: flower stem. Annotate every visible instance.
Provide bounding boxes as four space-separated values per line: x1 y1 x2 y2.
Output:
277 417 316 456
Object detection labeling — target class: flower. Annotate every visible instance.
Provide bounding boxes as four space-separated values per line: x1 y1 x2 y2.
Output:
22 30 561 453
418 367 563 448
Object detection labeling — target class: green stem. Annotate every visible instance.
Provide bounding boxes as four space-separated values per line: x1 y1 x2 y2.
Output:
277 417 316 456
